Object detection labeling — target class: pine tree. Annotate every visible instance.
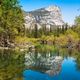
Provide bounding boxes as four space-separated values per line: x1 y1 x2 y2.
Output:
34 24 38 38
61 25 65 34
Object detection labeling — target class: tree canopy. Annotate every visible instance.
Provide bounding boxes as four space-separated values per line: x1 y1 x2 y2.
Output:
0 0 24 47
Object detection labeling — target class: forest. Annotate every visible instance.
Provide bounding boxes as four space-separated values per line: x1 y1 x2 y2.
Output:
0 0 80 80
0 0 80 51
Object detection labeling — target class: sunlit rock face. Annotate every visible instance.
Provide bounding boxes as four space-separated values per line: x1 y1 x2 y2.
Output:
24 5 64 29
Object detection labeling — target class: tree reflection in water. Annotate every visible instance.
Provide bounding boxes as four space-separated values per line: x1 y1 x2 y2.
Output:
75 52 80 71
0 49 25 80
0 47 80 80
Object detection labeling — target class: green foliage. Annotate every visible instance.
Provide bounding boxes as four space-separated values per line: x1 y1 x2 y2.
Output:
66 29 79 40
0 49 24 80
0 0 80 50
0 0 24 46
75 15 80 25
73 15 80 37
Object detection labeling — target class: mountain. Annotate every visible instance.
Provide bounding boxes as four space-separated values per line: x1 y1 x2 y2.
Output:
24 5 65 29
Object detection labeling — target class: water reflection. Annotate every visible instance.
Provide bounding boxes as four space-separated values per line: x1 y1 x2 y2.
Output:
75 53 80 71
53 57 80 80
25 52 63 75
24 47 80 80
0 49 25 80
0 47 80 80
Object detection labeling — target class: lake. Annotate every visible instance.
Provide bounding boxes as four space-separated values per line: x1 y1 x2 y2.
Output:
0 47 80 80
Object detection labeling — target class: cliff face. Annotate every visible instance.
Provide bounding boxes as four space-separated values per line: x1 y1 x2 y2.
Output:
24 5 64 29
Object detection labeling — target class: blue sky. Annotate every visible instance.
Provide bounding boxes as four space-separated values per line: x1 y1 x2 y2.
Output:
20 0 80 25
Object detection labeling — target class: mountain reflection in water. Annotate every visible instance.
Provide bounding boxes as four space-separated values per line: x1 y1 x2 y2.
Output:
25 52 63 76
23 57 80 80
0 48 80 80
23 48 80 80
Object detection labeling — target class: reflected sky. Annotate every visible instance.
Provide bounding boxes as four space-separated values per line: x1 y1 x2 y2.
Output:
23 57 80 80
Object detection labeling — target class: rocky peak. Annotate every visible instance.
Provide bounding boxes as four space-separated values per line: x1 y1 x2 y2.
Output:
24 5 64 29
45 5 60 12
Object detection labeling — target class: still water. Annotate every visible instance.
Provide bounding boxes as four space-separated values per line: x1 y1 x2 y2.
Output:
23 48 80 80
0 48 80 80
23 58 80 80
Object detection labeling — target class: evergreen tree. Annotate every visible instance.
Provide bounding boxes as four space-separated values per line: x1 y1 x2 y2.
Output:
65 23 68 31
61 25 65 34
34 24 38 38
57 27 60 37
